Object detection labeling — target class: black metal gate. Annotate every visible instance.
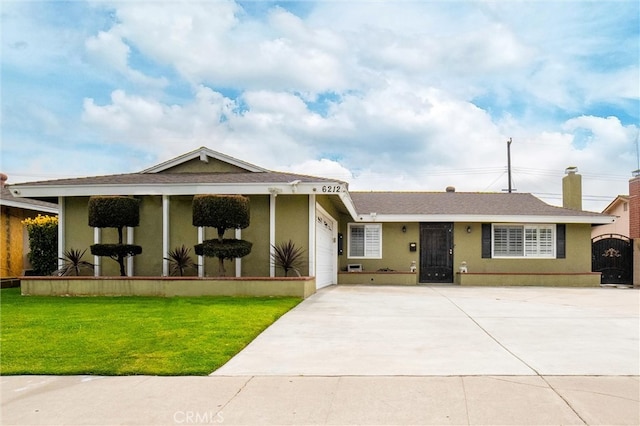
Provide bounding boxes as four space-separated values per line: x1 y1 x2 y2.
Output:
592 234 633 284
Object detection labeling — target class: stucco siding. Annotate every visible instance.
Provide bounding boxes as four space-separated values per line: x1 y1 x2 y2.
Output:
340 222 419 277
163 157 250 173
135 196 163 276
64 197 94 270
168 195 199 276
275 195 310 276
454 222 592 274
239 195 270 277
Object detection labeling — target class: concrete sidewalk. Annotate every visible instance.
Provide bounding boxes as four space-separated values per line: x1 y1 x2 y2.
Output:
2 374 639 425
2 285 639 425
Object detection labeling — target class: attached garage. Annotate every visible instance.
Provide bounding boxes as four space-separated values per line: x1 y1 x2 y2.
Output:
315 207 337 289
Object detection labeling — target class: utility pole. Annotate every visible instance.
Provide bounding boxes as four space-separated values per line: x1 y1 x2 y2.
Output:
507 137 512 193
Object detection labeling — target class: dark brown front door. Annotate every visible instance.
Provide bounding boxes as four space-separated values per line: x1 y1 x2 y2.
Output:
420 223 453 283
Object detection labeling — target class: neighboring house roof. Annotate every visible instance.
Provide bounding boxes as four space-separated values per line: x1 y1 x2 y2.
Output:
601 195 629 215
0 187 58 214
350 191 613 224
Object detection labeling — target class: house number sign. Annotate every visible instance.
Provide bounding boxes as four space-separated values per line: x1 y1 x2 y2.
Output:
320 185 343 193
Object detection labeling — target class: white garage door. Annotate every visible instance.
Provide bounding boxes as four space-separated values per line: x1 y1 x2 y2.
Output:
315 209 336 289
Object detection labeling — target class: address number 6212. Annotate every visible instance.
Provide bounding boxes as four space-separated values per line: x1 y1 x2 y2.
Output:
322 185 342 193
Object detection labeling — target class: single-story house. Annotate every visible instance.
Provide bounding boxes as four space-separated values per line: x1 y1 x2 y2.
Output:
8 147 615 288
1 173 58 281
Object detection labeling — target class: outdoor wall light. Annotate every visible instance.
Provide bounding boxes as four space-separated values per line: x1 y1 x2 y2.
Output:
402 225 407 233
466 226 472 233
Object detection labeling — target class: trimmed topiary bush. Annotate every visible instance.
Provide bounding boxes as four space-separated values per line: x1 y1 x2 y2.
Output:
194 239 253 260
88 196 140 229
192 195 252 276
90 244 143 258
192 195 249 229
88 196 142 276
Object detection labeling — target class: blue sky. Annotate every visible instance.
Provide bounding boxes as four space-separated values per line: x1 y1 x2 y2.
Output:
1 0 638 212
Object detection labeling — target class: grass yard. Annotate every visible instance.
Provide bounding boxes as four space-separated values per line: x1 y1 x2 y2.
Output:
0 288 300 376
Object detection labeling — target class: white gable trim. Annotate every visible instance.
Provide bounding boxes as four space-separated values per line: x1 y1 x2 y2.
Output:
141 146 268 173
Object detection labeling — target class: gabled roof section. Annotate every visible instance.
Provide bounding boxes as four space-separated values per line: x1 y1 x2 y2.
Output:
350 191 615 224
141 146 268 174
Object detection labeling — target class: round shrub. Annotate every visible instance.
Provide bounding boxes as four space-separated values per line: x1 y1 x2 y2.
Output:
88 196 140 228
192 195 249 229
194 239 253 260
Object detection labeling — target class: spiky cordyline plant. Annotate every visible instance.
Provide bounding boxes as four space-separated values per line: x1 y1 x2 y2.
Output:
164 245 198 276
54 248 94 276
271 240 305 277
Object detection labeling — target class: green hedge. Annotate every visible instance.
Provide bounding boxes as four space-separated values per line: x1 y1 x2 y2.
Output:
194 239 253 260
192 195 249 229
88 196 140 228
22 215 58 276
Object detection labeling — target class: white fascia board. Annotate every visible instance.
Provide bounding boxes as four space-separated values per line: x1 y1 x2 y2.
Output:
338 191 359 220
356 213 616 225
0 199 58 214
9 181 350 198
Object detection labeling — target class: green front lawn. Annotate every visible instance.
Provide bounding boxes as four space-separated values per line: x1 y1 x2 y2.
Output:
0 288 300 376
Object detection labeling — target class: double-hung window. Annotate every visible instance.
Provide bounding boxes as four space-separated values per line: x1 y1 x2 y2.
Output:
492 224 555 258
348 223 382 259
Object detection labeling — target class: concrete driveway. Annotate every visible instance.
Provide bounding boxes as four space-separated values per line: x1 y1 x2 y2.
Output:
213 285 640 376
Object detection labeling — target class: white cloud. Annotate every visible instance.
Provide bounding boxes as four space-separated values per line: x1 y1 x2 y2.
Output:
3 0 638 214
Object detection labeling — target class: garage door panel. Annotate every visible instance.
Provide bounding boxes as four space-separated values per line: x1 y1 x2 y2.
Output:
315 209 336 289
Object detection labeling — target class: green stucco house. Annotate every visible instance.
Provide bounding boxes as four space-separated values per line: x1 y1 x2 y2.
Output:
9 147 615 288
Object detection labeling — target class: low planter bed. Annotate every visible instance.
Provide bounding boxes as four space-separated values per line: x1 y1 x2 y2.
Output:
20 276 316 298
455 272 601 287
338 271 417 286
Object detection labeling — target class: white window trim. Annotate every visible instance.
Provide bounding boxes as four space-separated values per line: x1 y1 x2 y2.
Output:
348 223 382 259
492 224 556 259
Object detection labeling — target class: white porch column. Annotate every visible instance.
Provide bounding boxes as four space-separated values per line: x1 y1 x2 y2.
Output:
162 195 170 277
126 226 134 276
57 197 65 271
198 226 204 277
93 227 101 277
235 228 242 277
308 195 316 278
269 193 277 277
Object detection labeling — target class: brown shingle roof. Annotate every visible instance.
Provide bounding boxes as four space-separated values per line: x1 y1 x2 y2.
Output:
350 191 604 217
10 171 341 187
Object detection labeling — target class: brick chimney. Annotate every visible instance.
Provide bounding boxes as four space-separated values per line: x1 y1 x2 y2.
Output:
0 173 7 189
562 166 582 210
630 170 640 239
